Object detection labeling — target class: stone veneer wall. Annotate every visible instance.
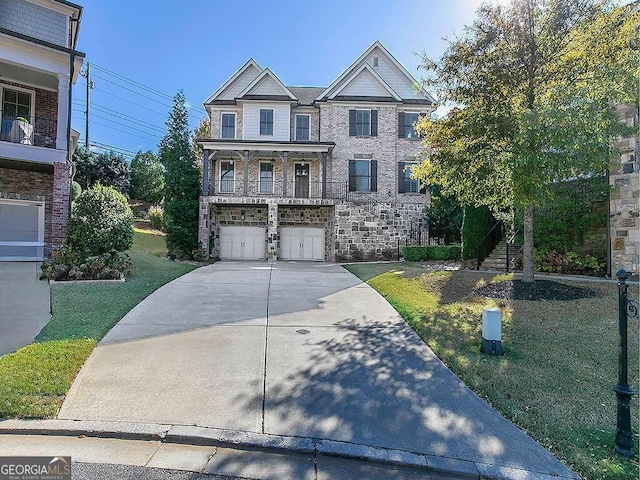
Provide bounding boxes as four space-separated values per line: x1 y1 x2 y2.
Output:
334 202 424 261
609 103 639 274
0 163 70 251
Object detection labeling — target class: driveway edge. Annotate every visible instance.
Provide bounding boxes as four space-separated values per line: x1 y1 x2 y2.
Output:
0 419 580 480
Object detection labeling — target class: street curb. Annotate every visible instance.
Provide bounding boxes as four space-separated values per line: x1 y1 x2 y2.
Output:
0 419 580 480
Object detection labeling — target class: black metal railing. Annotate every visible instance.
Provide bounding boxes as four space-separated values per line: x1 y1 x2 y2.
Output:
506 228 522 273
614 270 637 458
208 179 348 200
0 112 58 149
476 220 505 270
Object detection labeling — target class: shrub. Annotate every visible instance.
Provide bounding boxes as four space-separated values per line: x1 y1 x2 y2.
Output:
402 244 461 262
531 248 605 276
461 205 493 260
71 181 82 200
67 184 133 256
149 205 165 232
41 246 130 281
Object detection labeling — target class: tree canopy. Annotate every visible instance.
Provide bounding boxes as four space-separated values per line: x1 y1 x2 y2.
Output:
130 150 164 204
414 0 638 281
158 91 201 258
73 147 131 195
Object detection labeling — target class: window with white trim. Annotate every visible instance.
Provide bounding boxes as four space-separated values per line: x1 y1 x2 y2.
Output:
259 162 274 194
355 110 371 136
404 163 420 193
259 109 274 136
221 113 236 139
295 114 310 141
220 160 235 193
1 87 32 134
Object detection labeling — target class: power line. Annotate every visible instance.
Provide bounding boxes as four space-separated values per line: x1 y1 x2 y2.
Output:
83 102 167 134
89 112 164 140
91 63 174 101
88 118 161 144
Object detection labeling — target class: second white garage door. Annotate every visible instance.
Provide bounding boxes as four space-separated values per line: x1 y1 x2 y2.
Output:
280 227 324 261
219 226 265 260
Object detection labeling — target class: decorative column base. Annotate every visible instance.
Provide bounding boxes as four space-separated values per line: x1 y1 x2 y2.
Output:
481 338 503 356
614 383 635 458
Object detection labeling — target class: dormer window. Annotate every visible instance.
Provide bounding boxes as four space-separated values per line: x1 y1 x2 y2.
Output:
259 109 274 136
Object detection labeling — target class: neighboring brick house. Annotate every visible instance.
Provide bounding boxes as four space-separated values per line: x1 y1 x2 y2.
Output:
197 41 435 261
0 0 84 261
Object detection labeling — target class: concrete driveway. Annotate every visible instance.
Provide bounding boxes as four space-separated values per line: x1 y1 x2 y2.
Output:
0 262 50 356
59 262 574 477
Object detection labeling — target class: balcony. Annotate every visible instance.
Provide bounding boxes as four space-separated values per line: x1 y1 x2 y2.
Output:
0 113 58 148
208 179 349 201
0 112 66 164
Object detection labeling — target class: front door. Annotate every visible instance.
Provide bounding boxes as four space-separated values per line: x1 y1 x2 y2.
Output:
295 163 309 198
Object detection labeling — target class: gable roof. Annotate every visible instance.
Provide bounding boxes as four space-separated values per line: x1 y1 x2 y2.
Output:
205 59 262 104
237 68 297 100
317 41 435 104
327 63 401 101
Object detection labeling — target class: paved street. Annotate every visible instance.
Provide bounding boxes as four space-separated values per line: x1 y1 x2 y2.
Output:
58 261 575 477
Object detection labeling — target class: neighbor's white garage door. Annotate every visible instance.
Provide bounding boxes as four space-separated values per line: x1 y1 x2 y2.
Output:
219 226 266 260
280 227 324 261
0 199 45 261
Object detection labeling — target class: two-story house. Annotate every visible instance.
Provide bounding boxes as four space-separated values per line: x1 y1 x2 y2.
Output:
197 41 435 261
0 0 84 261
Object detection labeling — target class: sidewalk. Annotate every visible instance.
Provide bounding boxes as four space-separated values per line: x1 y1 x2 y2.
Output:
0 419 578 480
0 420 579 480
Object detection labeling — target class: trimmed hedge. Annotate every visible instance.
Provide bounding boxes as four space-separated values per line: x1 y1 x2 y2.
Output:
402 244 461 262
461 205 493 260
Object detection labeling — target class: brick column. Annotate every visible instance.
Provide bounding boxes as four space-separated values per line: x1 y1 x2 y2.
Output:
267 200 278 261
322 152 328 199
198 200 211 259
51 161 71 248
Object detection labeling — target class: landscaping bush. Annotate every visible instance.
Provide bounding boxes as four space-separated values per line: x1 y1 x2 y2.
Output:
532 248 605 276
148 205 165 232
130 150 164 203
71 181 82 201
41 246 130 281
461 205 493 260
403 244 461 262
67 184 134 256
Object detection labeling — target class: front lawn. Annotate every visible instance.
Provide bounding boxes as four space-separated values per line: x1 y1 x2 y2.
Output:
345 264 639 480
0 230 197 419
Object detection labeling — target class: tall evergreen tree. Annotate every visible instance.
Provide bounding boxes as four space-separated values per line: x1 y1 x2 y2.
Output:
414 0 637 282
159 91 201 258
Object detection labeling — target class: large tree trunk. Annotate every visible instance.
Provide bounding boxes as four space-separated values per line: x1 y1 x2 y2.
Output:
522 204 535 283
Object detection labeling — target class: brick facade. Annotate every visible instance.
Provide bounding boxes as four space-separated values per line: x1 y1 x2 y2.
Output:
0 163 70 251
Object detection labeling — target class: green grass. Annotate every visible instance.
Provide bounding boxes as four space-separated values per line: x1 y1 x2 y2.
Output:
346 263 639 480
0 231 197 419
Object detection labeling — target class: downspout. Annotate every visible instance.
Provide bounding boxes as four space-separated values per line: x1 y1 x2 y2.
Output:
67 22 77 216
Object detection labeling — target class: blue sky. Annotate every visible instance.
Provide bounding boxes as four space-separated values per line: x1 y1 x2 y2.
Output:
72 0 493 157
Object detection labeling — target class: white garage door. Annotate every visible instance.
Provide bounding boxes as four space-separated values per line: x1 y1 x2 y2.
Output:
280 227 324 261
0 200 44 261
219 226 265 260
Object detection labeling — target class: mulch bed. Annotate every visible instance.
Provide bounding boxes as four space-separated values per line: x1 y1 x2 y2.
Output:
474 279 599 301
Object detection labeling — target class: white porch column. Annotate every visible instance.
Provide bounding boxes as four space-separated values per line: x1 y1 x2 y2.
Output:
56 73 70 152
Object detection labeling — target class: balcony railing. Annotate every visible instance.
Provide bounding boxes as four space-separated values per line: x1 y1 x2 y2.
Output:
208 179 348 200
0 113 58 149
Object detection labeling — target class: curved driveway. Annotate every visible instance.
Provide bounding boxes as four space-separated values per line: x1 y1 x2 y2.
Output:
59 261 574 477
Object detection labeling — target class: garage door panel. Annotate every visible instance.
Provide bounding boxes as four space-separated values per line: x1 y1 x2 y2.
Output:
280 227 324 261
0 201 44 260
219 226 265 260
